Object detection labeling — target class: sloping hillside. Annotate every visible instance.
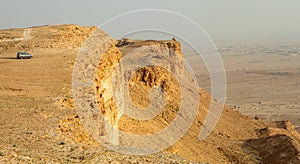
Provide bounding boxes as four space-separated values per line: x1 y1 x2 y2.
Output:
93 36 300 163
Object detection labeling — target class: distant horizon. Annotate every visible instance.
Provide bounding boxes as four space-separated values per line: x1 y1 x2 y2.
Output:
1 0 300 43
2 23 299 46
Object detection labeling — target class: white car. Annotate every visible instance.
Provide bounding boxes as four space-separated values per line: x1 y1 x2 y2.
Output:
17 52 33 59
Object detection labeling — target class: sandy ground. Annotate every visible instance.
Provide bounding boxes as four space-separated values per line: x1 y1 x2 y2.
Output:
0 48 76 162
0 48 188 163
196 49 300 131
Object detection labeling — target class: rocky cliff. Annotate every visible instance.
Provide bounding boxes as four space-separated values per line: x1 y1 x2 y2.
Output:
91 29 300 163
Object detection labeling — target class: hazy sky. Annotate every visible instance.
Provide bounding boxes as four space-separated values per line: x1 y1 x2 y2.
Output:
1 0 299 42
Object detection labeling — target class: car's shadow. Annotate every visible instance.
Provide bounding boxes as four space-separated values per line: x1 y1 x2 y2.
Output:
0 57 19 60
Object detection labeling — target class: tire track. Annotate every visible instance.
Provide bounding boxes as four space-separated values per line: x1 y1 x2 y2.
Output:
0 29 31 42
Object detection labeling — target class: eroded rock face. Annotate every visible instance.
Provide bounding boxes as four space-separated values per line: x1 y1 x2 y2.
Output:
95 45 121 127
93 36 300 163
94 39 187 141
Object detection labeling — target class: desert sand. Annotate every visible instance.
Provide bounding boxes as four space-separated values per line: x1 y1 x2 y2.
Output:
195 44 300 131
